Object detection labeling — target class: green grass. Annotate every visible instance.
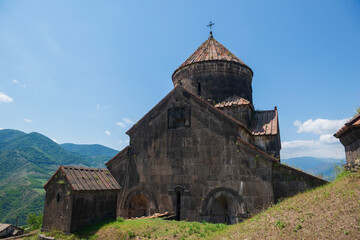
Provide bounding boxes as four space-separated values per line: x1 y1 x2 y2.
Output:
27 219 227 240
28 169 360 240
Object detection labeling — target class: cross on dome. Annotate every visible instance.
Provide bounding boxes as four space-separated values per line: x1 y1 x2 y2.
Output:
207 21 215 37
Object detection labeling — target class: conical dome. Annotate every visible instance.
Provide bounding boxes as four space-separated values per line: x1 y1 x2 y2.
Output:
172 34 253 104
176 34 250 71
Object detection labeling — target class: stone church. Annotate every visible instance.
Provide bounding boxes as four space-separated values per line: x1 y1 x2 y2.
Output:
43 32 327 232
105 32 326 224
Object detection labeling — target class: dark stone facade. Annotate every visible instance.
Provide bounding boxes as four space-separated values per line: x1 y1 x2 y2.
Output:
42 167 120 233
44 34 328 231
335 113 360 170
172 61 253 104
105 34 327 224
106 86 327 223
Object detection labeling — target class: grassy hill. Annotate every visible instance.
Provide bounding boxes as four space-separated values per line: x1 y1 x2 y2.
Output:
35 170 360 240
0 129 118 226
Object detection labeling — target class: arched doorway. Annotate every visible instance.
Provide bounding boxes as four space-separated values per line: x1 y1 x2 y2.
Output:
127 193 149 218
124 188 158 219
200 187 247 224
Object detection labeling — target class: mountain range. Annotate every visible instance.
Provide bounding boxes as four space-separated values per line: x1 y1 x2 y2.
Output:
0 129 118 225
282 157 345 181
0 129 345 226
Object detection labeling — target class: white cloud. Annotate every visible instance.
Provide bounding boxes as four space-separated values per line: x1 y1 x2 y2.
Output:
123 117 134 125
12 79 26 88
105 130 111 136
0 128 3 130
281 139 344 159
24 118 32 123
51 138 58 143
116 122 126 128
294 118 348 135
282 118 349 159
319 134 338 144
0 91 14 103
119 139 130 144
96 104 100 110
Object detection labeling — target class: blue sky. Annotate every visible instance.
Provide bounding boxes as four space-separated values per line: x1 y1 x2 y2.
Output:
0 0 359 159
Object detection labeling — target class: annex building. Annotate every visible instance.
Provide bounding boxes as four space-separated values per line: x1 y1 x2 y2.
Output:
43 32 327 232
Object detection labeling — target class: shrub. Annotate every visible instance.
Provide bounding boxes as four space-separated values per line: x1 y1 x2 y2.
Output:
334 165 350 180
275 220 285 229
128 231 135 238
27 212 43 230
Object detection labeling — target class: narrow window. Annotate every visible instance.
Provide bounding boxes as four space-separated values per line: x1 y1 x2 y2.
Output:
197 83 201 96
56 192 62 202
168 107 191 129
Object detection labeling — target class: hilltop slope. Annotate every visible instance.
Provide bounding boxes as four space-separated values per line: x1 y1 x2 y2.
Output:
223 171 360 240
38 171 360 240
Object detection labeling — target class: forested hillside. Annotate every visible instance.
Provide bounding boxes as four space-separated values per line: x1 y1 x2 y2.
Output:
0 129 118 225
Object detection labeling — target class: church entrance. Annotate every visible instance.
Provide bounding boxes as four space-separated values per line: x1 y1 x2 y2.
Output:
127 193 149 218
200 187 247 224
124 188 159 219
208 194 235 224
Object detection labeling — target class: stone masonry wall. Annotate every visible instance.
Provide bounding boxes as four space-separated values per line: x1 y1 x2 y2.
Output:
273 164 328 202
339 128 360 168
119 89 274 223
219 105 252 128
42 173 73 233
172 61 253 104
71 191 118 232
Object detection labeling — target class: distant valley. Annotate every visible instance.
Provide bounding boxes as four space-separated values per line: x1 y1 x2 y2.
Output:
282 157 345 181
0 129 118 225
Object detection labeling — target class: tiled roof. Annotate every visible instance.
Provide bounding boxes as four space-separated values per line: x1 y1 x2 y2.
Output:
334 113 360 138
0 224 11 232
44 166 121 191
175 34 249 71
251 109 278 135
214 96 251 108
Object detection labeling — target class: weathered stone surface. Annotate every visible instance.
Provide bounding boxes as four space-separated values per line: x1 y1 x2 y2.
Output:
172 61 253 104
109 87 276 223
42 168 119 233
273 164 327 202
44 34 328 229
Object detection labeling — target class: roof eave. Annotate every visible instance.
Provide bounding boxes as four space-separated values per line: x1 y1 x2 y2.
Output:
172 60 253 80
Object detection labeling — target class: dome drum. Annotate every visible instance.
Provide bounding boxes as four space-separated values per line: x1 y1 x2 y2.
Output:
172 61 253 104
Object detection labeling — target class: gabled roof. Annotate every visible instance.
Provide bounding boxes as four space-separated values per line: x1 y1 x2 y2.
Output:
44 166 121 191
174 34 251 73
334 113 360 138
214 96 252 109
251 108 279 135
126 86 252 136
106 145 129 166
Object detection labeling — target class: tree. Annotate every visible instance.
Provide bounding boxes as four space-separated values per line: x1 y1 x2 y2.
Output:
26 213 43 230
